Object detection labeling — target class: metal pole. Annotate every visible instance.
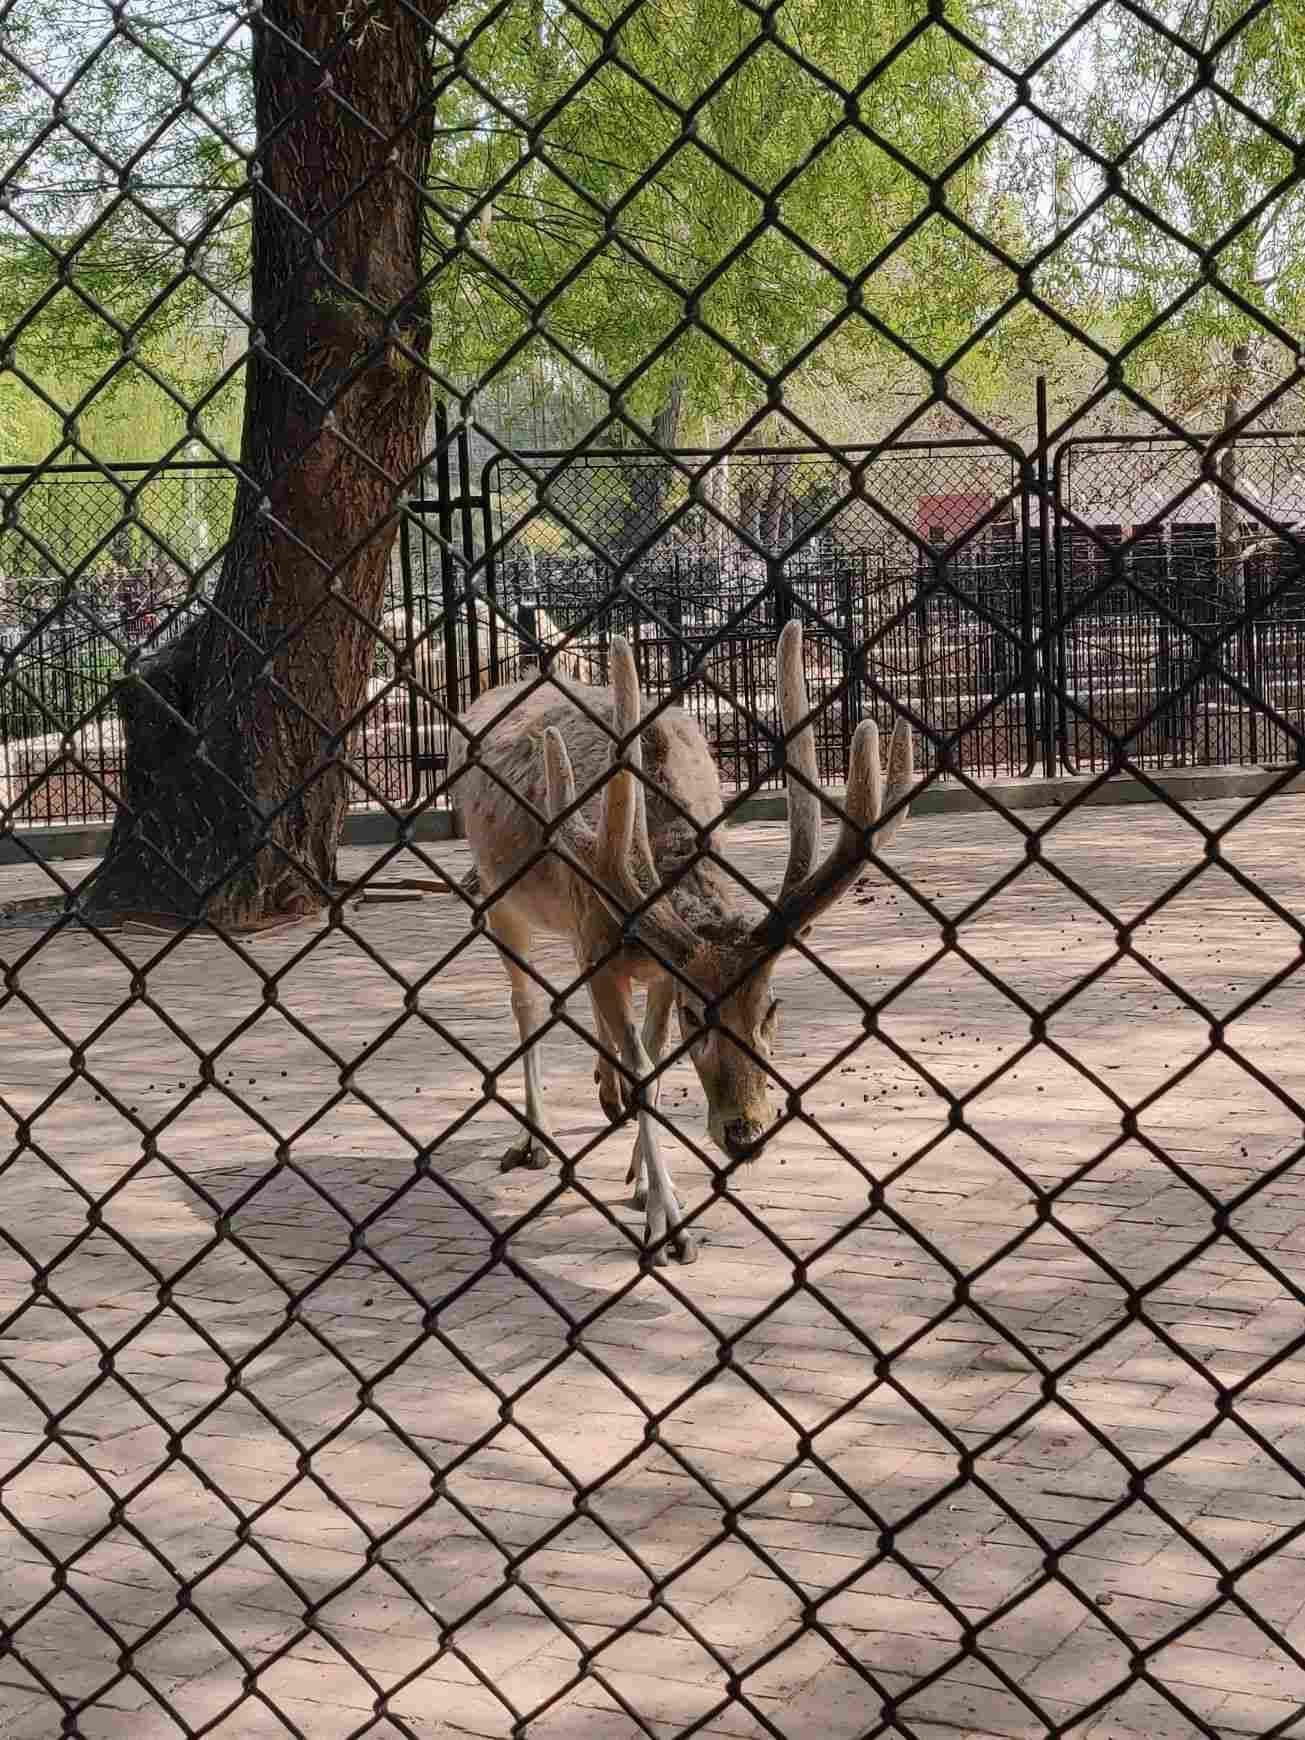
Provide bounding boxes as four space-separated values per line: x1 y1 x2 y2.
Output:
1016 450 1037 779
435 401 460 717
1036 375 1057 778
458 416 481 701
398 511 423 811
482 459 501 688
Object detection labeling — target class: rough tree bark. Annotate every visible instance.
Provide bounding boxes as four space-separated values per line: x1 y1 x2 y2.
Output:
90 0 441 924
759 458 797 553
613 377 685 562
736 470 762 548
1218 340 1251 609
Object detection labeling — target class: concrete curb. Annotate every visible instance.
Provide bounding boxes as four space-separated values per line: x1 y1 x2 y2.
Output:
0 804 459 868
724 763 1305 823
2 764 1302 868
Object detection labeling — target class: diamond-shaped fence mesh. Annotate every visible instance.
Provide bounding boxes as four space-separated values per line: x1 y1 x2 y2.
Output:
1 463 444 822
4 2 1305 1738
0 463 228 824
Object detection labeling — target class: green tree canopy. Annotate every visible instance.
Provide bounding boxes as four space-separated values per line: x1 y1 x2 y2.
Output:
425 0 1020 438
990 0 1305 425
0 0 251 444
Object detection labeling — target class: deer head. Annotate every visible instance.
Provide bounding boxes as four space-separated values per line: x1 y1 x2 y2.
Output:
543 621 914 1165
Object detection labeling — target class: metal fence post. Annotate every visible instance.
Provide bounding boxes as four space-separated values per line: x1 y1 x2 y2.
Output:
1036 377 1057 779
435 401 462 721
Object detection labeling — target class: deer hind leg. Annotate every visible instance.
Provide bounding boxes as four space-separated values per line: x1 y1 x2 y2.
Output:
626 974 675 1212
487 902 553 1172
591 970 695 1266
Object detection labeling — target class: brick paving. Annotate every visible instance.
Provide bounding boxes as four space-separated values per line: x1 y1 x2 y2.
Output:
2 792 1305 1738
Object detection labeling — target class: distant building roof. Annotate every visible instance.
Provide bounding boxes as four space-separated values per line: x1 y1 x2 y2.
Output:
916 494 995 541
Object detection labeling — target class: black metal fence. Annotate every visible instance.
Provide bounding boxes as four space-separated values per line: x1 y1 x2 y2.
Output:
9 434 1305 827
0 464 436 824
9 431 1305 832
475 443 1036 787
1053 434 1305 774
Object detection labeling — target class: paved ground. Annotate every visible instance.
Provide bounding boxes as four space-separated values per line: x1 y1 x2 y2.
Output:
3 789 1305 1739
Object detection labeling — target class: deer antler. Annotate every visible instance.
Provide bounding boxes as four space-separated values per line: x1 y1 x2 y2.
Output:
542 724 578 823
542 639 698 966
595 638 660 901
754 621 914 949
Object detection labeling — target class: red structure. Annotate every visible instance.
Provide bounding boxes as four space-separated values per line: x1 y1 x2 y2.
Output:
917 493 996 543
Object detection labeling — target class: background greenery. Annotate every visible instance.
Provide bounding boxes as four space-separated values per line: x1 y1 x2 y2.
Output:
2 0 1301 472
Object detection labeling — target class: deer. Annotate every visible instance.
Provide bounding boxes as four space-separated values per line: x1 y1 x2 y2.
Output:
447 621 915 1265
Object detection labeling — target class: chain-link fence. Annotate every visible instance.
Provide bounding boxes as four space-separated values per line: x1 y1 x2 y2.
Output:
5 1 1305 1738
0 464 227 824
482 443 1037 784
0 439 1038 823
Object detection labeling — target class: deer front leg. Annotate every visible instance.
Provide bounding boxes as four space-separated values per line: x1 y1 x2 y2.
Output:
592 973 695 1266
489 906 553 1172
626 974 675 1213
586 981 630 1123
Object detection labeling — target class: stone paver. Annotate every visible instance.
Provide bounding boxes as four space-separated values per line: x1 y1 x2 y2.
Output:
3 792 1305 1737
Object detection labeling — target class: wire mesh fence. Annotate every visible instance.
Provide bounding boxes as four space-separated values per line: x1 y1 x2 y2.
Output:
0 464 226 825
4 1 1305 1738
480 443 1037 786
2 464 431 822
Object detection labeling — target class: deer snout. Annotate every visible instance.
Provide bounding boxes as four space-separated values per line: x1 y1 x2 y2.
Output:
723 1116 771 1161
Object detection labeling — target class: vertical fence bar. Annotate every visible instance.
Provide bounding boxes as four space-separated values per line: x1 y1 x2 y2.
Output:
398 510 424 811
481 458 501 688
1245 563 1260 766
1018 445 1038 779
1036 377 1057 779
435 401 461 724
838 558 856 782
459 416 481 703
1052 443 1077 774
668 560 684 690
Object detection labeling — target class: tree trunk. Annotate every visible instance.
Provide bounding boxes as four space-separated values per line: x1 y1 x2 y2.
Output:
1218 340 1251 609
759 459 797 554
737 472 762 548
89 1 441 925
613 376 685 563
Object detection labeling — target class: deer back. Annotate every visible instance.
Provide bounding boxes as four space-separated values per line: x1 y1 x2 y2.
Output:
450 675 724 899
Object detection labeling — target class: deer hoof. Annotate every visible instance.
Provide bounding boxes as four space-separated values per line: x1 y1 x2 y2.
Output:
670 1230 698 1264
596 1069 631 1121
500 1137 550 1173
644 1224 696 1265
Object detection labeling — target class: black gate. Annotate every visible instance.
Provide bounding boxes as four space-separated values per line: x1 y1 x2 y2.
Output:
1053 434 1305 774
479 440 1038 789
